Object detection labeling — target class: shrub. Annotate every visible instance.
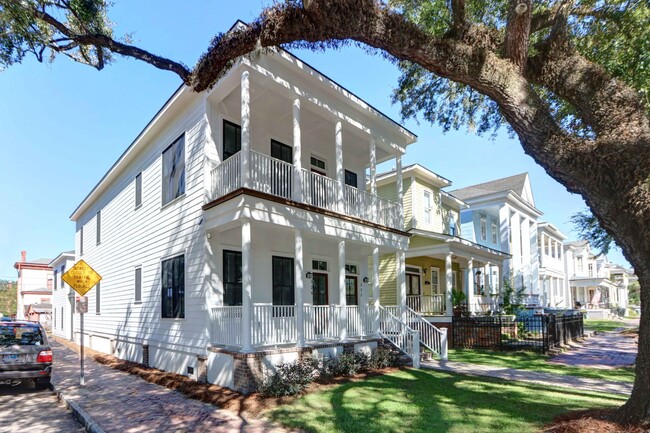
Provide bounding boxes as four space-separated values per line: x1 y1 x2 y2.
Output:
257 358 318 397
368 347 400 369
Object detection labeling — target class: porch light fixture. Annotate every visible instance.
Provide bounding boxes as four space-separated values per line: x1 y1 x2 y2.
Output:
306 272 312 279
362 277 369 283
424 281 431 285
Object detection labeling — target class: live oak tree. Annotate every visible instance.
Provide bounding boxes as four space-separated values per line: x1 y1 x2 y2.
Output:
3 0 649 424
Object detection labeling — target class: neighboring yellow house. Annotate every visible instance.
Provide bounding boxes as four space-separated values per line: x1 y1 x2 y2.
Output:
376 164 509 325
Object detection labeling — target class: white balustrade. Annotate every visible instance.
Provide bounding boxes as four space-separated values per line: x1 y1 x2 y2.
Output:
406 295 446 314
210 150 402 229
252 304 297 346
249 150 293 199
304 305 341 341
211 306 243 347
211 152 242 198
378 306 420 368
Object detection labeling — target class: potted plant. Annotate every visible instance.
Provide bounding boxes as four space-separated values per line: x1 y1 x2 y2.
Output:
451 289 467 317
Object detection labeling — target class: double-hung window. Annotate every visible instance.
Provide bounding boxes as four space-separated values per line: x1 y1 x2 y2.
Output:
223 250 242 306
344 170 357 188
480 217 487 241
161 255 185 318
95 282 101 314
491 222 498 244
272 256 294 306
135 172 142 208
96 210 101 245
162 135 185 206
134 267 142 304
423 191 432 224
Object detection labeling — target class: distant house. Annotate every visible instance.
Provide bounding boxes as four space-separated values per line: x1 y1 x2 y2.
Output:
452 173 543 306
376 164 509 320
608 265 635 309
13 251 52 320
50 251 76 340
25 303 52 328
537 222 570 308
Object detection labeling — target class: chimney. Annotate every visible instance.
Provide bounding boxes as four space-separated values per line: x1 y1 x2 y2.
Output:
21 251 26 262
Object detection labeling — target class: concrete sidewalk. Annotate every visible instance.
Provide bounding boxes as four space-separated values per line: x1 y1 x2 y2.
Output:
50 340 290 433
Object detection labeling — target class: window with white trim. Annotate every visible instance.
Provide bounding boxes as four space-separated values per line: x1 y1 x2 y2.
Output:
491 222 498 244
423 191 432 224
480 216 487 241
161 255 185 318
162 135 185 206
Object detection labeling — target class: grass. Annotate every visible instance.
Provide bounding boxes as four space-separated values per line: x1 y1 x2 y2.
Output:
584 319 629 333
447 349 635 383
268 368 626 433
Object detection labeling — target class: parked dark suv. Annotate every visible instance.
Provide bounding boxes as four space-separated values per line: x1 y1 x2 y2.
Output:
0 320 52 389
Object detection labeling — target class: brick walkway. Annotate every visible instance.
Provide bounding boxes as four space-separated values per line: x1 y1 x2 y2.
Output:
50 340 290 433
422 328 638 396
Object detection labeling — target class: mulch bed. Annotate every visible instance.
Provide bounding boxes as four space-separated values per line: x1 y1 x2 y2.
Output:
93 352 400 417
541 409 646 433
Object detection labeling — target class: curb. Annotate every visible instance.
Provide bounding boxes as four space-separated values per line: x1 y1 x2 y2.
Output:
51 383 106 433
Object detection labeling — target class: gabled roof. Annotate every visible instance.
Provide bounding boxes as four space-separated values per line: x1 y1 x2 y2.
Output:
451 173 530 202
376 163 452 189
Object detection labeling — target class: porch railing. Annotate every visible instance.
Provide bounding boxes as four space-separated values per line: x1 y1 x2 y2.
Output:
378 306 420 368
251 304 297 346
210 306 242 347
304 305 341 341
407 295 446 315
209 150 402 230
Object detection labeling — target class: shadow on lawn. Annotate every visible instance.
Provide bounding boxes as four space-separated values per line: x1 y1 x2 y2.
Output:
271 368 627 433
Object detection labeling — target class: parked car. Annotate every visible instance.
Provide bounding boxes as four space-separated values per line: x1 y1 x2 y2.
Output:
0 321 52 389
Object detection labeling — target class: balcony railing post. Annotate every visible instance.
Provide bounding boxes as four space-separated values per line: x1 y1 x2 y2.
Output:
241 71 251 189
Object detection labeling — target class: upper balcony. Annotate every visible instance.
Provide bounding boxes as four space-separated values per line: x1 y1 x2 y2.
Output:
209 149 402 230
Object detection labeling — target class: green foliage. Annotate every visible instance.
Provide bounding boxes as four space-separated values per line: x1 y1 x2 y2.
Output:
628 281 640 305
501 279 525 315
0 280 17 317
391 0 650 134
0 0 115 70
571 209 615 254
451 288 467 307
257 357 319 397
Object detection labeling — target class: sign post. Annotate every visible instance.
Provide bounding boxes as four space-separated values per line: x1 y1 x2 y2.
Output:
62 260 101 386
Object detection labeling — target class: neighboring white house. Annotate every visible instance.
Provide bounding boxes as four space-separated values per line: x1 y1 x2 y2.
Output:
564 240 632 312
59 41 442 393
13 251 52 320
50 251 76 340
537 222 570 308
452 173 543 305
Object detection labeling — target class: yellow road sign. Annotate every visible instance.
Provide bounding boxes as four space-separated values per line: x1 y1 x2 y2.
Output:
62 260 102 296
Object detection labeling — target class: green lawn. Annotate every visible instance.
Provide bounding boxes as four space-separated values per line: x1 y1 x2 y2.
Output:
448 349 635 383
584 319 629 333
268 369 625 433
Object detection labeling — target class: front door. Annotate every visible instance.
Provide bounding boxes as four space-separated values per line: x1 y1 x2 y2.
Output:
312 273 328 305
407 273 421 296
345 276 358 305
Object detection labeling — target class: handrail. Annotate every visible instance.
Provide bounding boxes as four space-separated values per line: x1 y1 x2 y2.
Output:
401 305 448 360
378 306 421 368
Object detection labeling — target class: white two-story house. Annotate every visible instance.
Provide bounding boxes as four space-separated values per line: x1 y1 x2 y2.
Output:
50 251 76 340
452 173 543 305
537 222 570 308
59 42 432 393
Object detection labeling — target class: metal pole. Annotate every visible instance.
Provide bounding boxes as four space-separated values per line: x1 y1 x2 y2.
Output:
80 312 85 386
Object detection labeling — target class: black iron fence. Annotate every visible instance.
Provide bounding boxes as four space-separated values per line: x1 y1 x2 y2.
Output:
452 313 584 353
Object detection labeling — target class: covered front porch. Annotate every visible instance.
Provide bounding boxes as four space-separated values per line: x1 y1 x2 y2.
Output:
205 217 408 352
404 230 509 317
571 277 616 309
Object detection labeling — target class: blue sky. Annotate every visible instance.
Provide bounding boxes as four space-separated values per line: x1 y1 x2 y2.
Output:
0 0 629 279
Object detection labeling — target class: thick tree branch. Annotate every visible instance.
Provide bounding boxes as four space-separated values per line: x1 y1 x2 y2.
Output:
27 6 191 83
503 0 532 71
450 0 466 30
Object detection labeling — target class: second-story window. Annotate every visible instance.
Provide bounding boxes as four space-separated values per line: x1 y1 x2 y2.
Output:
96 210 101 245
588 263 594 277
577 257 584 272
480 216 487 241
80 226 84 255
491 222 497 243
162 135 185 206
423 191 432 224
135 172 142 208
223 120 241 160
344 170 357 188
271 139 292 163
449 215 456 236
54 270 58 290
310 156 326 175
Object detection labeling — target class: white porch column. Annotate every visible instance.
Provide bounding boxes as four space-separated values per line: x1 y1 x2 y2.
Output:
241 220 252 352
548 277 554 308
510 211 522 289
241 71 251 189
338 240 347 340
396 250 406 322
335 121 344 213
539 233 546 268
292 98 303 202
396 154 404 229
467 259 475 314
445 253 453 316
369 138 377 222
294 229 305 347
497 263 504 310
372 247 380 334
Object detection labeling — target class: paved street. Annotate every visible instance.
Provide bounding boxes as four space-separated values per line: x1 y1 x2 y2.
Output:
0 381 85 433
549 329 638 369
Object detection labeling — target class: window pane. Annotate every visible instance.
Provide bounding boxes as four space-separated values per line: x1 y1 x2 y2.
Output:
272 256 294 305
96 210 101 245
161 255 184 318
135 173 142 207
80 227 84 255
135 267 142 303
162 135 186 205
223 121 241 160
344 170 357 188
95 282 101 314
223 250 242 306
271 140 292 163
